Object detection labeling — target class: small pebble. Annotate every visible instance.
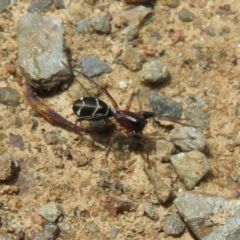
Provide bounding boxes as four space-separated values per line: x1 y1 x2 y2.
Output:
118 81 127 89
149 92 183 119
170 151 210 190
121 24 138 41
37 203 63 222
163 214 185 236
53 0 65 9
76 55 112 77
0 0 11 13
121 6 152 27
143 202 159 221
0 153 15 180
141 60 169 83
144 168 173 203
31 212 46 226
91 15 111 34
178 8 195 22
76 19 91 33
105 196 137 217
169 127 207 152
0 87 21 107
84 222 100 233
184 106 209 130
121 45 142 71
28 0 53 13
109 228 118 239
9 134 25 151
33 223 60 240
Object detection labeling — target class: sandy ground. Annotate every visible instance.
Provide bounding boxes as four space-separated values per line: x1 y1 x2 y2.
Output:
1 0 240 239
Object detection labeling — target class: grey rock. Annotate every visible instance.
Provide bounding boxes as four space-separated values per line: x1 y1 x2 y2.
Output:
169 126 207 152
120 6 152 27
141 60 169 83
76 19 91 33
0 153 15 180
121 24 138 41
28 0 53 13
76 55 112 77
121 45 142 71
0 0 11 13
170 151 210 190
143 202 159 221
17 13 72 91
174 192 240 240
178 8 195 22
33 223 59 240
149 92 183 119
109 228 118 239
37 203 63 222
53 0 65 9
184 106 209 130
91 15 111 34
144 167 173 203
163 214 185 236
84 222 100 233
0 87 21 107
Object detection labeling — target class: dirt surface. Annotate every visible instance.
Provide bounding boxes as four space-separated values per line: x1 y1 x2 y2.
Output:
1 0 240 239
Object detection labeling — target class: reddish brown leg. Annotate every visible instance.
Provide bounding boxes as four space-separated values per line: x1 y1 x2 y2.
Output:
26 84 91 134
125 93 135 111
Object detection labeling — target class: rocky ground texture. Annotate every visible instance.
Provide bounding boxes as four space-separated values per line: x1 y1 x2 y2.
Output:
1 0 240 239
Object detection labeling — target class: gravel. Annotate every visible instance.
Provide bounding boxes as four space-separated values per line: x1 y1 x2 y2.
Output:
141 60 170 83
0 87 21 107
178 8 195 22
91 15 111 34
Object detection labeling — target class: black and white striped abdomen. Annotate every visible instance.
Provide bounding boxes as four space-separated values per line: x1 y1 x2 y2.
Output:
72 97 113 119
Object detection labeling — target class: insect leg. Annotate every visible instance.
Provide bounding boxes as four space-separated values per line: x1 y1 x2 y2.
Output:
26 84 91 134
125 93 136 111
61 61 121 111
78 71 120 111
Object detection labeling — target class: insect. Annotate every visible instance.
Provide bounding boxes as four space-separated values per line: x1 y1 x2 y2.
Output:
64 62 189 165
26 84 91 135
